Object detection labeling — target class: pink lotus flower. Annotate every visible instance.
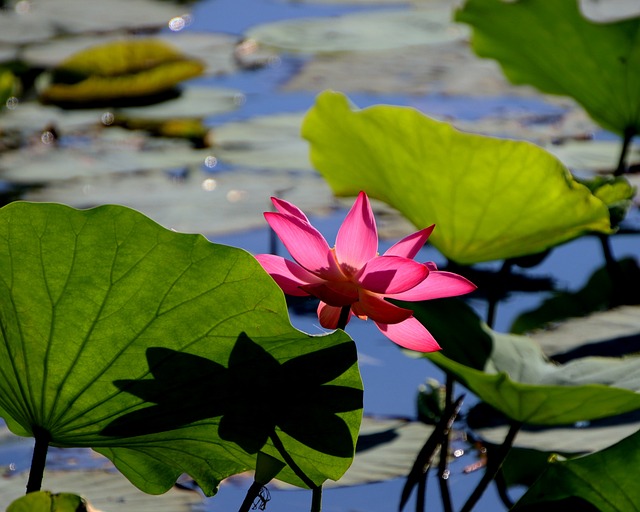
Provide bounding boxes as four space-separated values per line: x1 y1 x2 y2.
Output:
255 192 476 352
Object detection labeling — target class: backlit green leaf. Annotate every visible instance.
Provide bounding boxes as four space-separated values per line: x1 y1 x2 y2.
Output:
0 202 362 496
405 300 640 425
455 0 640 135
302 91 612 264
513 429 640 512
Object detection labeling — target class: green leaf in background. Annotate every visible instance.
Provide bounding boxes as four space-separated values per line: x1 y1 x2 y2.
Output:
404 300 640 425
513 429 640 512
577 175 637 228
39 39 204 106
7 491 86 512
455 0 640 136
301 91 612 264
0 202 362 495
0 68 19 109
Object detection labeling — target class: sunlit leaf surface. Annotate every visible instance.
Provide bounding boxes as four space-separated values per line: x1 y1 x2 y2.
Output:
302 91 612 264
404 299 640 425
455 0 640 135
0 202 362 495
514 429 640 511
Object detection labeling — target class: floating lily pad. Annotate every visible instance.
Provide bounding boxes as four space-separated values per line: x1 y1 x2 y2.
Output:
24 32 239 77
21 168 337 236
246 8 467 54
302 91 613 264
455 0 640 135
0 0 184 46
39 39 204 107
0 470 201 511
117 86 241 121
0 127 211 182
212 113 313 172
579 0 640 22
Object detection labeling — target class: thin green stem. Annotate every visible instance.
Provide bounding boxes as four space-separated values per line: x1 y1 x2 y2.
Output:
437 378 454 512
486 261 512 329
238 481 265 512
269 431 322 512
459 421 522 512
614 127 636 177
337 305 351 331
311 487 322 512
26 427 50 494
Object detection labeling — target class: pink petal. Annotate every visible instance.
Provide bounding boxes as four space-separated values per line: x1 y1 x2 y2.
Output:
270 196 310 223
318 302 352 329
265 211 342 279
358 256 429 294
300 281 358 307
352 291 413 324
254 254 322 296
384 225 435 259
376 317 441 352
334 191 378 274
387 271 477 301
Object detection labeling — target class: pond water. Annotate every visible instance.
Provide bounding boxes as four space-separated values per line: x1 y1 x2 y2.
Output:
0 0 639 510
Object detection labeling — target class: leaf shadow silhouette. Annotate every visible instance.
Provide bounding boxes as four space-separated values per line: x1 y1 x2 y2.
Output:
103 333 362 458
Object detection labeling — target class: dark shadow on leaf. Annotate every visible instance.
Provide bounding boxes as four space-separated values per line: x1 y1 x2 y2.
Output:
102 332 361 458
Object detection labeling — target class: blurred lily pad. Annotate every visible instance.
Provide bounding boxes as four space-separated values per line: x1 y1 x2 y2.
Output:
302 91 613 264
21 168 336 236
0 0 186 45
545 139 640 174
246 7 467 54
0 127 211 182
0 470 201 511
117 86 242 121
211 113 313 171
39 39 204 107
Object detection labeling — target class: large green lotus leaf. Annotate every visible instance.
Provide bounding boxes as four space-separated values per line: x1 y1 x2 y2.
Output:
455 0 640 136
301 91 612 264
0 202 362 495
513 429 640 512
403 299 640 425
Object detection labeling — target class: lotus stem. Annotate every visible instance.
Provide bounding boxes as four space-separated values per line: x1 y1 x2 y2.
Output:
437 377 454 512
269 431 322 511
459 421 522 512
26 426 51 494
337 305 351 331
238 481 265 512
311 486 322 512
614 126 636 176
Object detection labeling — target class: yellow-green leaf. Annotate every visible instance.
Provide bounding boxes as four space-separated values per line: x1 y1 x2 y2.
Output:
302 91 612 264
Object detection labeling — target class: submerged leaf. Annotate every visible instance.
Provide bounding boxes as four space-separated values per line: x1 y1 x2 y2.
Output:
455 0 640 135
7 491 86 512
302 91 612 264
0 202 362 495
